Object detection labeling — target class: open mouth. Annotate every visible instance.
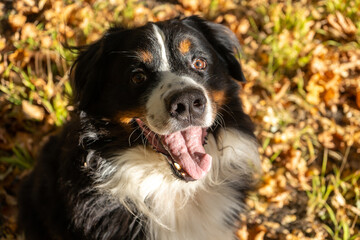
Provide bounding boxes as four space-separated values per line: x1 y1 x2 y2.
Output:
135 119 212 182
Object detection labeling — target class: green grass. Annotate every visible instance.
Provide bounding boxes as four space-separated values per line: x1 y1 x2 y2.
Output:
307 148 360 240
0 145 34 169
253 1 313 79
325 0 360 21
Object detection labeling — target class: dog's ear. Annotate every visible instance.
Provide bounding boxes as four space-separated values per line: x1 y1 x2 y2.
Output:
70 39 106 111
183 16 246 82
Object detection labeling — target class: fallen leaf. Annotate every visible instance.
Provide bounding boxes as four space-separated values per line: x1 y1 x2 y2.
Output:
318 131 336 149
237 18 250 35
0 37 5 51
22 100 45 121
281 214 297 225
8 13 27 30
8 49 32 67
21 23 38 40
40 35 52 48
326 12 356 39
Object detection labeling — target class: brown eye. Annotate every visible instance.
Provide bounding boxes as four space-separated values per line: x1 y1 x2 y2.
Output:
192 58 207 70
131 72 147 84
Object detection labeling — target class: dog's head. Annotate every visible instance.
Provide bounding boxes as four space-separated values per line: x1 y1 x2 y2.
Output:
72 16 252 181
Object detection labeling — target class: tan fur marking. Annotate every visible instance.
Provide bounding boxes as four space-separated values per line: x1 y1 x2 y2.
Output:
179 39 191 55
139 50 153 63
211 90 227 107
117 108 145 124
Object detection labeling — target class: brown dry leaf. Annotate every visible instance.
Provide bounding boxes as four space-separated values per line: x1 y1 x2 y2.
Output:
335 11 357 35
323 88 336 104
224 13 237 25
63 3 80 23
40 35 52 48
8 49 32 67
306 74 323 105
58 23 75 39
270 191 291 208
21 23 38 40
22 100 45 121
246 224 267 240
318 131 336 149
310 56 328 74
153 4 179 22
237 224 248 240
273 78 290 102
285 149 301 172
322 72 341 105
356 88 360 109
258 174 277 198
14 0 39 14
23 0 36 8
281 214 297 225
254 229 266 240
132 6 154 27
38 0 47 10
306 71 341 106
8 13 27 30
179 0 201 11
263 221 280 230
237 18 250 35
326 12 357 39
258 169 287 199
179 0 211 12
0 37 6 51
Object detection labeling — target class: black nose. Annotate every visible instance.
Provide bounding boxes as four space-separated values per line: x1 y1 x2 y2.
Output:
166 88 207 123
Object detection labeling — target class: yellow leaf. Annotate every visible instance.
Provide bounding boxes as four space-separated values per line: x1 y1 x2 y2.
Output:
0 37 5 51
8 13 27 30
22 100 45 121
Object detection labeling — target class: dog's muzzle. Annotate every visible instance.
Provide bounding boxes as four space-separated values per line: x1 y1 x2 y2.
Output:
165 88 207 128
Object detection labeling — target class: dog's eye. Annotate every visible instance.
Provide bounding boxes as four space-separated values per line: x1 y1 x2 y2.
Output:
131 72 147 84
192 58 207 70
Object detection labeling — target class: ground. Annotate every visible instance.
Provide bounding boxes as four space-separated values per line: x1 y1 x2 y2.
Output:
0 0 360 239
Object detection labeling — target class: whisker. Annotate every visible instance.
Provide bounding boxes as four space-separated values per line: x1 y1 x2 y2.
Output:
216 112 226 130
211 112 225 132
128 126 142 147
219 104 237 124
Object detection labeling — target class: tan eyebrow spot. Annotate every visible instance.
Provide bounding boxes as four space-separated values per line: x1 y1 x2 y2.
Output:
179 39 192 55
138 50 153 63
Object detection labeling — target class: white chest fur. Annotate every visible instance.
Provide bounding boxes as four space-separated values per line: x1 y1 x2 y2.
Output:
96 128 260 240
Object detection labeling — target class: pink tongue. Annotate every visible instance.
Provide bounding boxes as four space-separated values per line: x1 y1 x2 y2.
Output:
161 127 212 180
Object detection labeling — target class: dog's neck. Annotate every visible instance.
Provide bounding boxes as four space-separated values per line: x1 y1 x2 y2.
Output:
91 128 260 240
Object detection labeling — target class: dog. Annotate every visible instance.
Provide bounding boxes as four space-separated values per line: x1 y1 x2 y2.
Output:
17 16 261 240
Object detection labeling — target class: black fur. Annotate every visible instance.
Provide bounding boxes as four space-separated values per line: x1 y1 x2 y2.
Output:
18 16 257 240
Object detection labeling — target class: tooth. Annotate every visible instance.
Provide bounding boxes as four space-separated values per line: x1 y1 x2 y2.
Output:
181 172 186 177
174 162 182 170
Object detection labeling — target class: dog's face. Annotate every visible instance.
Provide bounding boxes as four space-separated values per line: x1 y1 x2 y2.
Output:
72 16 249 181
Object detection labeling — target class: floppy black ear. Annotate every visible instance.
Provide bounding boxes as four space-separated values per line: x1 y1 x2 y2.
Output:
183 16 246 82
70 38 106 111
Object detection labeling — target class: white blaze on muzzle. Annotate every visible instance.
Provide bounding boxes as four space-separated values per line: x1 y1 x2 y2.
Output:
146 72 213 135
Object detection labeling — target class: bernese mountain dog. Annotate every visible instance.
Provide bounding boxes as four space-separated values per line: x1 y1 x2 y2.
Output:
18 16 261 240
